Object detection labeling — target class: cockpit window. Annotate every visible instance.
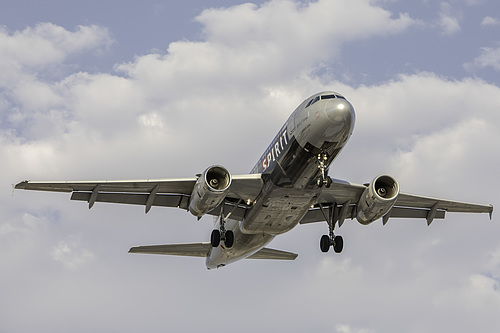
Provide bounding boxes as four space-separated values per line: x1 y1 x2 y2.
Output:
306 94 346 108
306 96 320 108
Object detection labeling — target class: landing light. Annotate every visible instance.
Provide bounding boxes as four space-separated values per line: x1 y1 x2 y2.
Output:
337 104 345 110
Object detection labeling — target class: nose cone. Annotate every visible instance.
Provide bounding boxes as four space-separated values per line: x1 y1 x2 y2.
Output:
322 98 355 143
292 94 356 151
325 98 355 129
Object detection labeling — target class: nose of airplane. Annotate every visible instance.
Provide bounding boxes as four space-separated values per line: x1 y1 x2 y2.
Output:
322 98 355 143
324 98 355 128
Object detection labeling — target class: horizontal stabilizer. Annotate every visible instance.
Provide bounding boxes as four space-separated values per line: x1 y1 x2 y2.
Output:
247 247 298 260
129 243 297 261
129 243 211 257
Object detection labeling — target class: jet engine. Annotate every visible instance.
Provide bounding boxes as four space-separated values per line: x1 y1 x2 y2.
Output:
189 165 232 218
356 175 399 225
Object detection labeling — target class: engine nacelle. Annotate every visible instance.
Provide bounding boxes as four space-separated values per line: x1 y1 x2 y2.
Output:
189 165 232 218
356 175 399 225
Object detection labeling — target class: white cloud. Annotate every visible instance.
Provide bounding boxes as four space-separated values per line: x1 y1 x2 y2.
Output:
0 212 47 236
0 23 114 154
439 14 461 35
481 16 500 27
336 324 374 333
116 0 416 96
139 112 164 129
388 116 499 197
437 3 462 36
0 23 112 67
465 45 500 72
434 274 500 320
197 0 415 46
51 236 95 271
0 23 112 86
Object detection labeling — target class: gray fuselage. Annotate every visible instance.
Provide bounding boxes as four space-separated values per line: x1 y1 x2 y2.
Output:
206 92 355 269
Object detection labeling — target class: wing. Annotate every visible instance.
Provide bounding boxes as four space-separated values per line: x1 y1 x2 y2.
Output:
15 174 263 218
301 178 493 226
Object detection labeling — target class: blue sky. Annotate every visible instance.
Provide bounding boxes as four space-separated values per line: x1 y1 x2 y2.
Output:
1 1 500 332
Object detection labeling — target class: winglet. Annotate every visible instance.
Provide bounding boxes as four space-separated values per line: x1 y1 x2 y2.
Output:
489 204 494 220
14 180 29 190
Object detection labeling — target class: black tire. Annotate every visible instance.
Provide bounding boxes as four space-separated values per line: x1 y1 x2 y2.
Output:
320 235 330 253
211 229 221 247
325 176 332 188
225 230 234 248
317 175 324 187
333 235 343 253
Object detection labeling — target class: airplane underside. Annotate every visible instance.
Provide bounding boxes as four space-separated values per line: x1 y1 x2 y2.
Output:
206 185 319 268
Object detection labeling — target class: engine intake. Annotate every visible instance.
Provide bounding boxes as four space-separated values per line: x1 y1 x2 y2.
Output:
189 165 232 217
356 175 399 225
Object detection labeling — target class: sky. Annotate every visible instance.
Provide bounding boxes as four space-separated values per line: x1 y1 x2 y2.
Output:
1 0 500 332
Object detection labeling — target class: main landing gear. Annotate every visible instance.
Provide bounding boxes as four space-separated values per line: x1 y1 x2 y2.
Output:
318 203 344 254
316 153 332 188
210 205 234 248
210 229 234 248
320 234 343 253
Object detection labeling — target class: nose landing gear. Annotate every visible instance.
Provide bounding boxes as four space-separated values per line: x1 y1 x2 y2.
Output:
316 153 332 188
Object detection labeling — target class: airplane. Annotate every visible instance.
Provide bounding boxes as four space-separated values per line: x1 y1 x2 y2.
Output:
15 91 493 269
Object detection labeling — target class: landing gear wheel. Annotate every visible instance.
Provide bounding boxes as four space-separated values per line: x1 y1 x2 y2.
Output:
225 230 234 248
325 176 332 188
211 229 221 247
317 175 324 187
320 235 330 253
333 235 343 253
